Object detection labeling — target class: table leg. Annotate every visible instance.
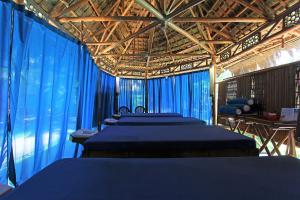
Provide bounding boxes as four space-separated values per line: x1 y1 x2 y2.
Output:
242 123 250 135
228 119 235 131
270 135 288 155
287 130 297 157
74 143 79 158
252 125 272 156
259 129 279 155
234 120 242 134
262 126 281 156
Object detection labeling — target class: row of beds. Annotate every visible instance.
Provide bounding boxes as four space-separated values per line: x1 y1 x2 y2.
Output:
2 113 300 200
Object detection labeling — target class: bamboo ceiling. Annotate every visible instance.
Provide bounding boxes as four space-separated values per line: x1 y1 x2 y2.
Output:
25 0 300 78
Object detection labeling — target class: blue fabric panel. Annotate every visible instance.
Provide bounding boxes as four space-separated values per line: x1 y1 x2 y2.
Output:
8 5 99 184
2 157 300 200
0 0 12 184
120 113 182 118
148 70 211 124
99 71 116 122
116 117 205 126
118 78 145 112
77 47 99 129
84 125 256 152
10 7 82 183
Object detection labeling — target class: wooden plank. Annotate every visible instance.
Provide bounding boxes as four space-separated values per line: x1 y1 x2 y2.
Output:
88 40 232 45
59 16 266 23
136 0 213 54
231 0 264 16
52 0 90 18
95 53 209 57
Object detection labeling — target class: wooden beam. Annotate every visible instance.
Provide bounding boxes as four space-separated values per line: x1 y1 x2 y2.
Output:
87 42 117 46
187 2 215 54
95 53 210 57
59 16 157 23
52 0 90 18
26 0 71 36
13 0 24 4
168 0 185 14
103 0 203 54
146 28 155 67
136 0 213 54
166 0 205 19
167 0 177 14
114 9 150 68
173 17 266 23
102 22 160 53
59 16 266 23
88 40 232 46
231 0 264 16
102 0 131 43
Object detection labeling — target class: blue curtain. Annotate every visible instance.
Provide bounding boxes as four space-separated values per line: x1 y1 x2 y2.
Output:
98 71 115 123
77 48 99 130
1 4 99 184
148 70 212 124
0 0 12 184
118 79 145 112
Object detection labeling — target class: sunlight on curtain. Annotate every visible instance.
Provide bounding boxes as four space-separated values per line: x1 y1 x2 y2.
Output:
9 6 99 184
118 79 145 112
148 71 212 124
0 0 12 184
77 48 99 129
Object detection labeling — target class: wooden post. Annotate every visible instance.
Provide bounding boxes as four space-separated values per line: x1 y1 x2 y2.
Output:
97 76 102 131
13 0 25 4
114 76 119 114
145 71 149 113
210 55 218 125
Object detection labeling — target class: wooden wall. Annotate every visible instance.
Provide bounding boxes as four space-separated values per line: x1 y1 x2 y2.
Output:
218 61 300 114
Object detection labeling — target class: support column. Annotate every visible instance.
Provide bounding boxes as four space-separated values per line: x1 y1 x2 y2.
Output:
210 55 218 125
13 0 25 4
145 71 149 113
114 76 120 114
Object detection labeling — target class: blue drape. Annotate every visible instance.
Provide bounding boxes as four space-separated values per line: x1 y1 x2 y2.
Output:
118 79 145 112
148 71 212 124
0 3 99 184
98 71 116 123
77 48 99 129
0 0 12 184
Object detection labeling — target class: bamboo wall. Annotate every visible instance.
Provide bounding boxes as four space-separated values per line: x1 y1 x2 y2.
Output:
218 61 300 114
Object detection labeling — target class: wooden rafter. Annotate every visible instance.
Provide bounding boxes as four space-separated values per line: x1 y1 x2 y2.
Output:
27 0 300 78
231 0 265 16
87 40 233 45
136 0 213 54
95 53 209 57
59 16 266 23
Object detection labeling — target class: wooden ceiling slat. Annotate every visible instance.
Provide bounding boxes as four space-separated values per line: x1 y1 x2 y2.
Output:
52 0 90 18
28 0 300 77
59 16 266 23
231 0 264 16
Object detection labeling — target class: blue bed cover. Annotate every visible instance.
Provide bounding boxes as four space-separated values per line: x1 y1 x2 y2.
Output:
2 156 300 200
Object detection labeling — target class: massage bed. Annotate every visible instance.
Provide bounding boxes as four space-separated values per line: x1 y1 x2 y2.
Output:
83 125 258 157
116 116 206 126
120 113 183 118
2 156 300 200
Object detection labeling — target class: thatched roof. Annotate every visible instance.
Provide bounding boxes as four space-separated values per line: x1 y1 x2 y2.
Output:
25 0 300 78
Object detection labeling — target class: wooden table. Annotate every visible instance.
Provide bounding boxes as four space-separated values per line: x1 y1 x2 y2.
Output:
219 115 297 157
